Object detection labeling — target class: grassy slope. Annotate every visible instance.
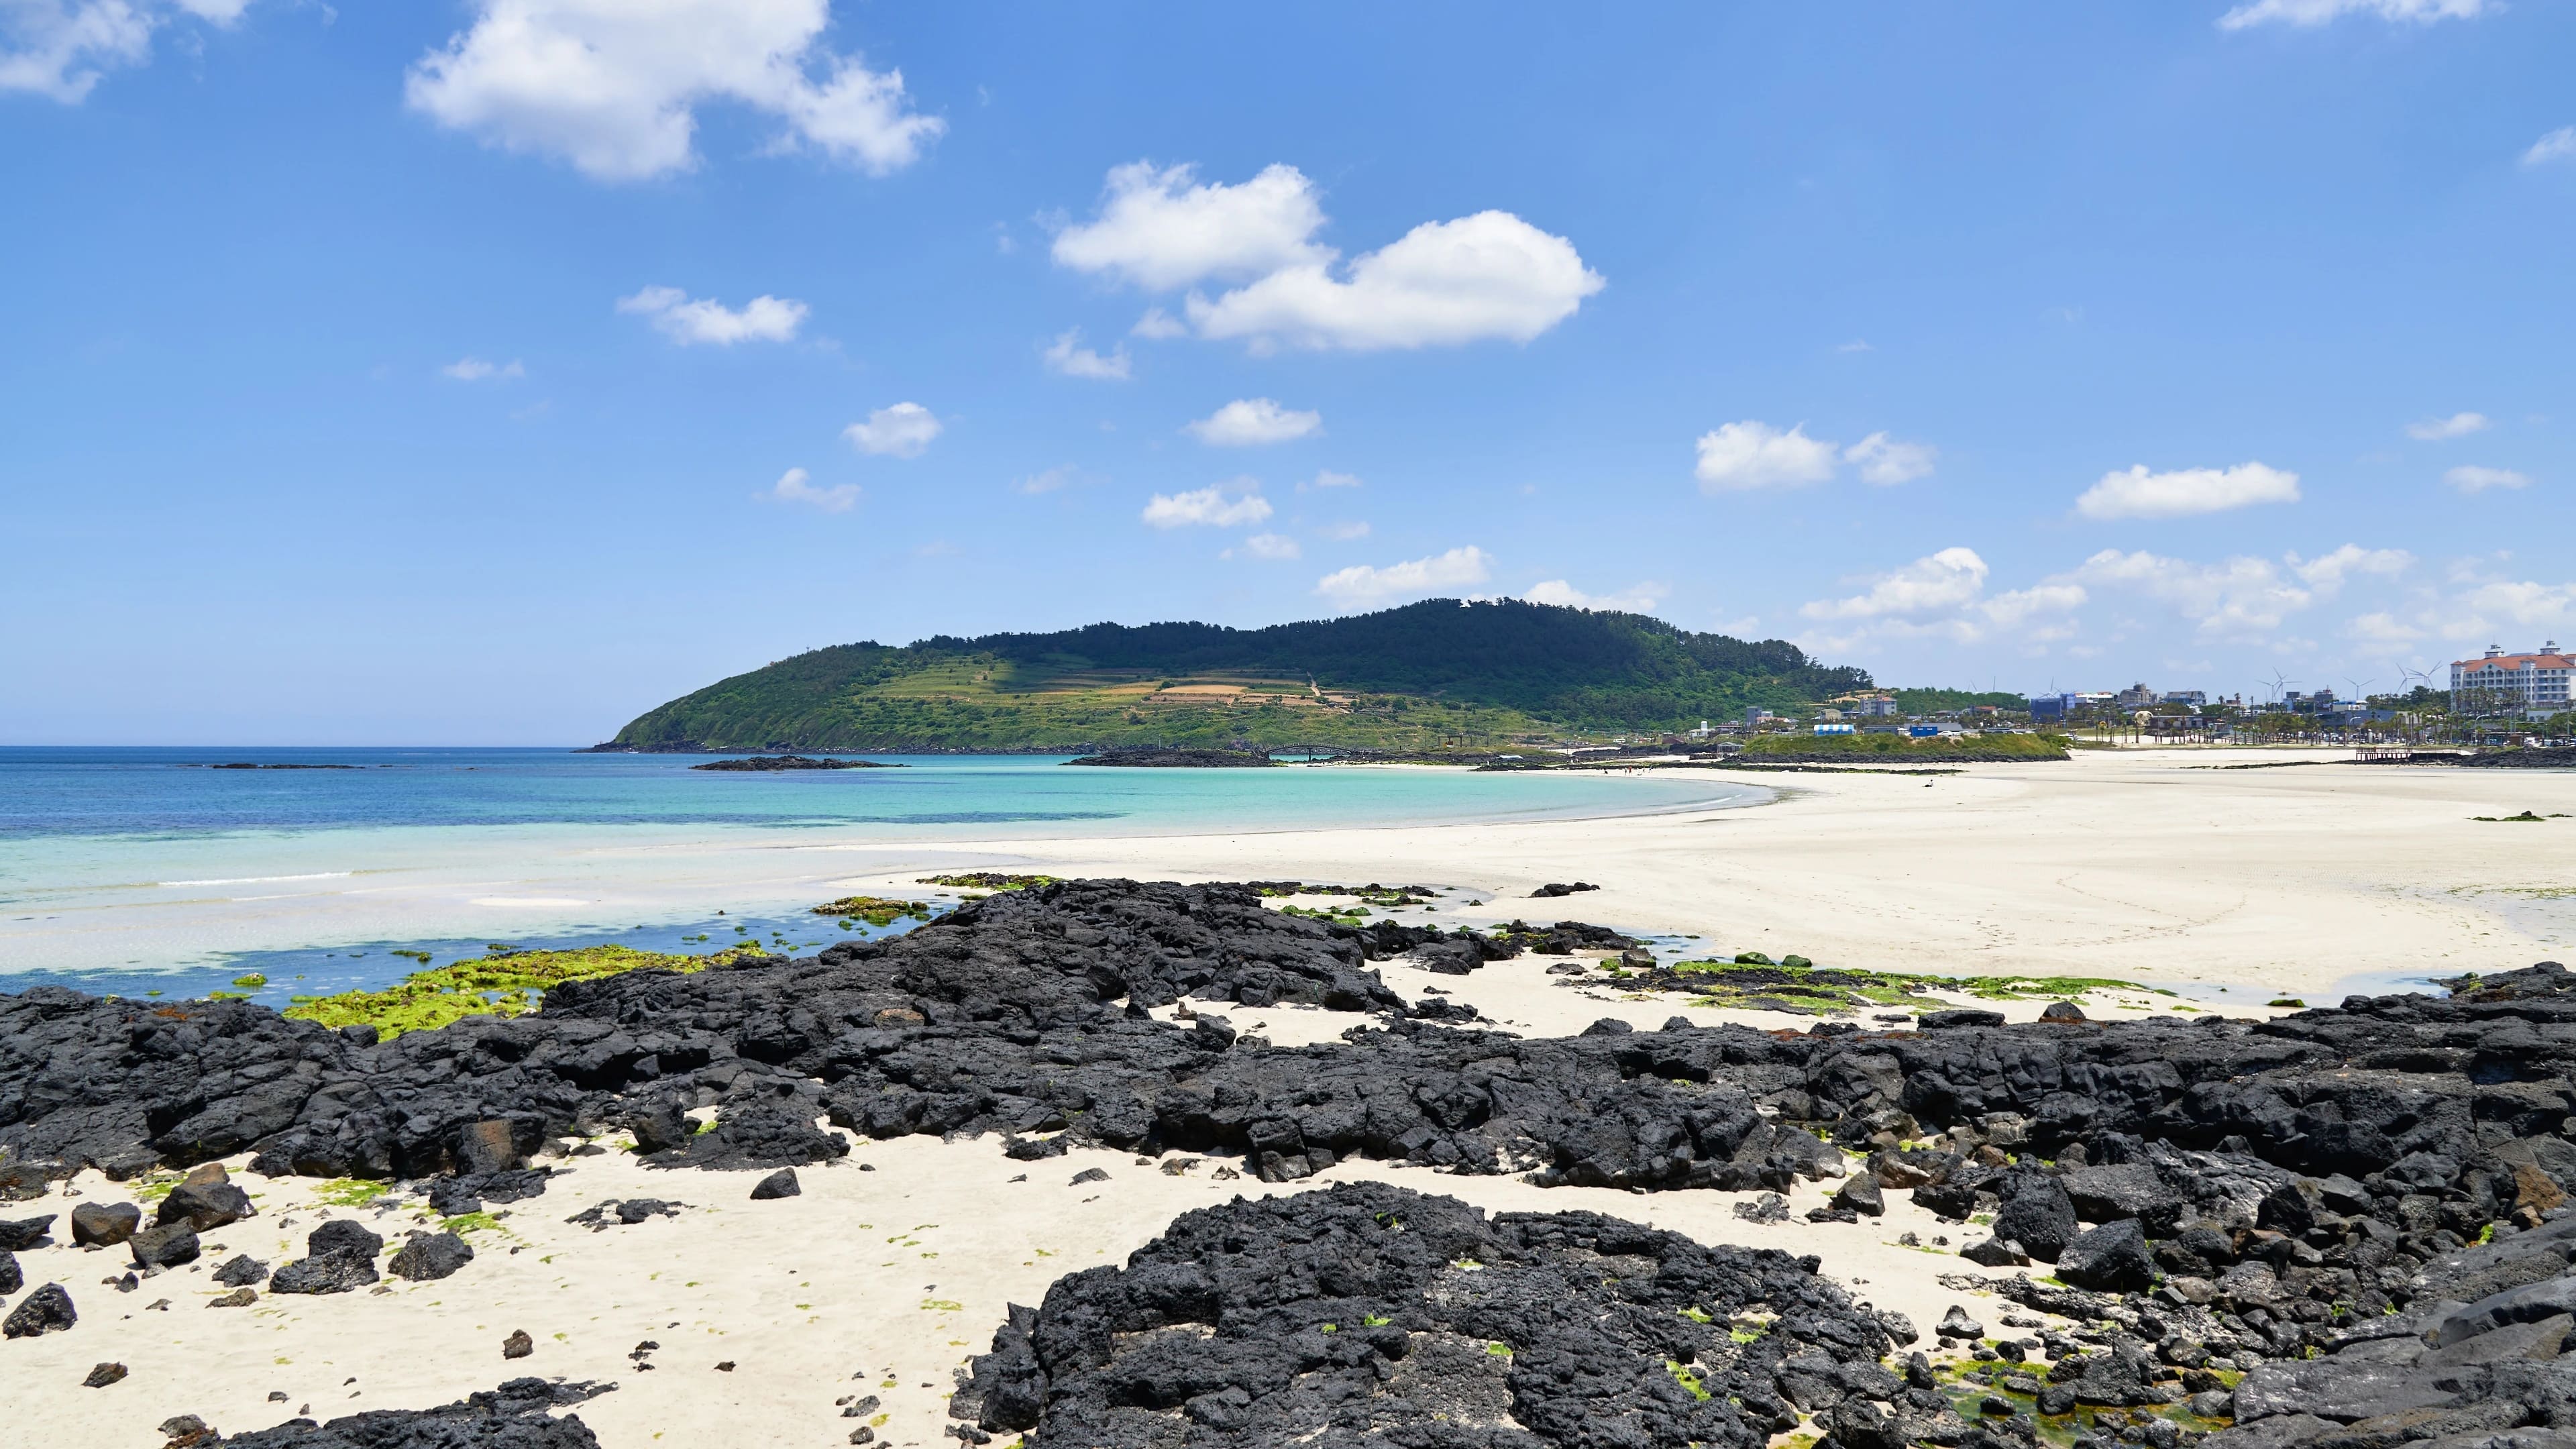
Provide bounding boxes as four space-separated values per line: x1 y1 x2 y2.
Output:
607 599 1874 751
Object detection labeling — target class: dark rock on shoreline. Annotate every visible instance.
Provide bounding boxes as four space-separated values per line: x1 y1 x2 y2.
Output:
3 1281 75 1337
688 755 896 771
951 1181 1909 1449
224 1378 612 1448
1062 748 1277 767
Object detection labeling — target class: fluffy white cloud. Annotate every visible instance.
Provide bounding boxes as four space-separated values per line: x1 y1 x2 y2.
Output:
1981 584 2089 628
617 285 807 345
2074 462 2300 520
1523 579 1663 614
1843 431 1937 486
2218 0 2487 29
1230 533 1301 561
1051 162 1328 290
768 466 857 512
1041 329 1130 380
405 0 942 182
843 401 941 458
2461 580 2576 627
2290 544 2413 591
441 356 525 381
1142 482 1271 529
2072 549 2316 637
2407 411 2490 440
1185 398 1321 446
1693 421 1839 493
1186 211 1603 352
1 0 247 103
1314 546 1493 609
2346 611 2427 643
1054 162 1601 352
2447 465 2532 493
1801 547 1990 621
2527 128 2576 168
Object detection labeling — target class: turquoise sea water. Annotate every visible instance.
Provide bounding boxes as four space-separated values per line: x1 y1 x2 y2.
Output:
0 747 1758 998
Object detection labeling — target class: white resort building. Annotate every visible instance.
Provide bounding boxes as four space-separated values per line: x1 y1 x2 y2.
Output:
2452 643 2575 712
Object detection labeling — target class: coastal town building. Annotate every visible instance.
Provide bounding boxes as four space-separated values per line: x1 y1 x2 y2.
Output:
2452 644 2575 712
2112 683 2157 709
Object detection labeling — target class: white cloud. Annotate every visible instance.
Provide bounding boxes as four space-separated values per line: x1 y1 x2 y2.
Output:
1050 162 1328 290
1014 466 1073 495
2346 611 2427 643
2074 462 2300 520
2526 128 2576 168
1982 583 2089 629
1185 398 1321 447
2073 549 2316 638
1836 339 1873 354
1314 546 1493 609
617 285 807 345
1 0 246 104
1843 431 1937 486
843 402 941 458
2406 411 2490 440
1230 533 1301 561
2461 580 2576 627
2217 0 2487 30
1185 211 1604 352
1054 161 1601 352
1319 520 1371 541
2290 544 2413 591
441 356 525 381
1523 579 1664 614
768 466 857 513
1307 470 1362 490
1142 481 1271 529
1801 547 1990 621
405 0 942 182
1693 421 1839 493
2447 465 2532 493
1040 329 1130 381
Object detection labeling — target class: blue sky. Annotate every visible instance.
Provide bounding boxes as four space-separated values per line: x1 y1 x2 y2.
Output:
4 0 2571 743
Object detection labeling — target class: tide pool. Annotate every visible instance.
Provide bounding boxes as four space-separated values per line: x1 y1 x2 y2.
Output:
0 747 1761 984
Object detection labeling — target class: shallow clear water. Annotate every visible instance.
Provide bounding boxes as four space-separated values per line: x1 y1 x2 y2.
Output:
0 747 1760 989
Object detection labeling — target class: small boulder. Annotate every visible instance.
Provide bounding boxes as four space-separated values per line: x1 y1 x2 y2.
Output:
1069 1167 1109 1185
160 1415 219 1448
1833 1174 1886 1218
211 1254 268 1287
2039 1001 2087 1022
0 1249 17 1296
156 1179 254 1232
85 1361 128 1387
1939 1305 1985 1339
628 1100 693 1155
388 1230 474 1283
71 1201 142 1247
502 1328 533 1360
307 1219 384 1258
2057 1218 2156 1293
207 1289 257 1307
3 1282 76 1337
0 1214 57 1250
1993 1174 2078 1262
270 1251 378 1295
455 1118 527 1176
1921 1008 2006 1030
129 1223 201 1269
749 1168 801 1200
1961 1237 2031 1267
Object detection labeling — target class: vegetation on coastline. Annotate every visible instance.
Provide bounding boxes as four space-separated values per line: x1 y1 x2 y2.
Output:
810 896 934 925
917 873 1057 890
1736 732 2070 763
282 942 767 1040
596 599 1874 752
1630 957 2164 1015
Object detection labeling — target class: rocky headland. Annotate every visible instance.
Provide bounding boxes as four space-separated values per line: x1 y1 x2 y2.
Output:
1062 749 1280 767
5 880 2575 1449
686 755 898 771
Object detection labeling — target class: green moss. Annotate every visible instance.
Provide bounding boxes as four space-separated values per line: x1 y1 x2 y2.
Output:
283 942 765 1040
1485 1342 1511 1357
1666 1360 1712 1400
312 1179 390 1208
231 973 268 988
918 873 1058 891
810 896 933 926
1654 957 2162 1015
922 1299 964 1312
1678 1306 1713 1324
441 1212 500 1234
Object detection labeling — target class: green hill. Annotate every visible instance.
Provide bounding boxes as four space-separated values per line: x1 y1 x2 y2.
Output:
599 599 1874 753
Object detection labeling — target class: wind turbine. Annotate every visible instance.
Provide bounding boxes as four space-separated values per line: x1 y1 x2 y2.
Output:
2263 670 2297 705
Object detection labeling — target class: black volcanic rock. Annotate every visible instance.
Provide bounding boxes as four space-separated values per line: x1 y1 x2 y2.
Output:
223 1378 611 1448
688 755 895 771
951 1181 1910 1449
1062 748 1275 767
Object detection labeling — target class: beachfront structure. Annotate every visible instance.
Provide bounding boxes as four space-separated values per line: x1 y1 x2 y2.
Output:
2161 690 2207 708
2452 645 2575 711
2113 683 2157 709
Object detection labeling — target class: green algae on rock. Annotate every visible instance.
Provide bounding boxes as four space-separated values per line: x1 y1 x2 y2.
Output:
1639 958 2166 1016
282 942 766 1040
810 896 934 926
